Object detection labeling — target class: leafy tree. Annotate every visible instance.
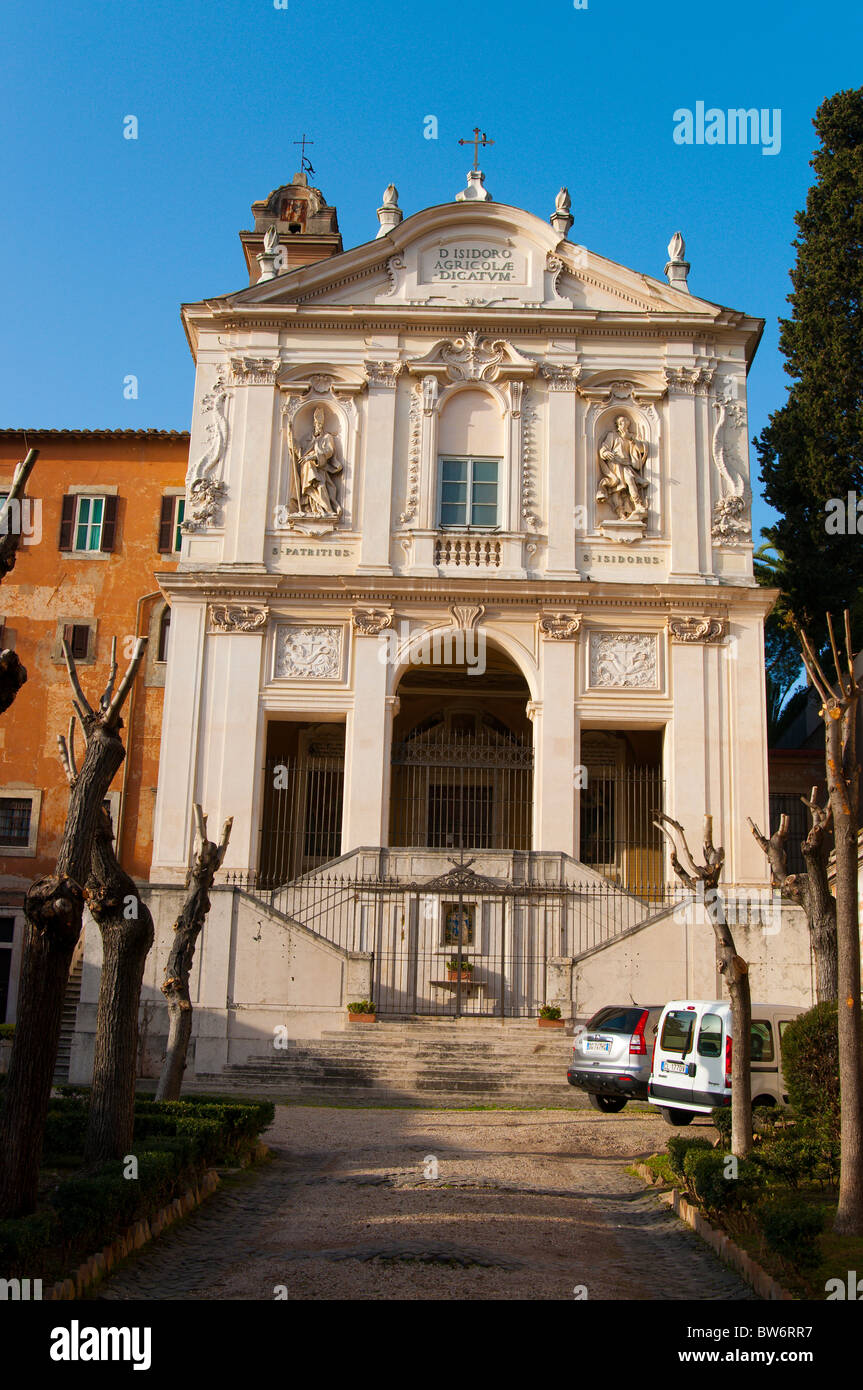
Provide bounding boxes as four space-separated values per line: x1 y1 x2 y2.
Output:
755 88 863 647
754 540 808 743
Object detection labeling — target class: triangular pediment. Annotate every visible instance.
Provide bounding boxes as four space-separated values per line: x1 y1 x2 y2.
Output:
194 201 736 322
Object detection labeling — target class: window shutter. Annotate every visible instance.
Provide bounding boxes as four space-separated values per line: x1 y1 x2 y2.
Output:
100 495 118 552
158 496 175 552
59 495 76 550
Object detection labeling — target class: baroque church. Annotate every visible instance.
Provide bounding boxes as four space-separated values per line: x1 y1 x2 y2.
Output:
70 157 813 1078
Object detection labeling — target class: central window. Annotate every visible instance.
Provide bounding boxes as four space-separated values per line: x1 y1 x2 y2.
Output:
438 457 499 529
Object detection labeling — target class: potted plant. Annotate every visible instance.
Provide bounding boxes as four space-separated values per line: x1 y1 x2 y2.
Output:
0 1022 14 1074
347 1000 376 1023
538 1004 565 1028
446 957 475 983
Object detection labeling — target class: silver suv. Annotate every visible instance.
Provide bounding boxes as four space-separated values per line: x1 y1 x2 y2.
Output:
567 1004 663 1112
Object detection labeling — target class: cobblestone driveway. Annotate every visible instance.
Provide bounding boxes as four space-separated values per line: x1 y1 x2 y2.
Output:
98 1105 755 1301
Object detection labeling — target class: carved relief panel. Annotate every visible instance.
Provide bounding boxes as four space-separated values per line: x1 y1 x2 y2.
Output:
273 623 345 681
587 631 660 690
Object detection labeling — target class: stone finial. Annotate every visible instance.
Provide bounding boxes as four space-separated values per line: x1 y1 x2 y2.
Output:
456 169 491 202
665 230 690 292
550 187 573 237
256 225 281 282
376 184 403 238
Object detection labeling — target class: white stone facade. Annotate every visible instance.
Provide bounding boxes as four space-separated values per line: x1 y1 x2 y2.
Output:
151 183 773 893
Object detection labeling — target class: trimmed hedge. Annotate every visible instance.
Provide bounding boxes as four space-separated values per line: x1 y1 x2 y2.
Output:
666 1134 714 1182
683 1148 759 1212
0 1096 274 1278
757 1196 825 1271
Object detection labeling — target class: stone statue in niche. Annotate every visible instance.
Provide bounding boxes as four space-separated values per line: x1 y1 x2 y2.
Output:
597 415 649 520
288 406 342 521
595 414 649 542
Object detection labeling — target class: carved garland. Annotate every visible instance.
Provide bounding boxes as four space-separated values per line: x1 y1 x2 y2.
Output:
399 384 422 525
183 374 231 533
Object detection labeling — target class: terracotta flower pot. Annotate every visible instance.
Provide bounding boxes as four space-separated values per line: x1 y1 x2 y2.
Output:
447 970 473 983
538 1017 565 1028
348 1012 376 1022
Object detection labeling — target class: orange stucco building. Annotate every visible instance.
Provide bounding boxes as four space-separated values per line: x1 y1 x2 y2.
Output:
0 429 188 1021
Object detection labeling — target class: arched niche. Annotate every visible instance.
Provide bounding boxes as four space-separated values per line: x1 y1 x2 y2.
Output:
276 374 361 532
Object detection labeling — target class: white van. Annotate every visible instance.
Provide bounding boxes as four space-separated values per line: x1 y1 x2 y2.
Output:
648 999 805 1126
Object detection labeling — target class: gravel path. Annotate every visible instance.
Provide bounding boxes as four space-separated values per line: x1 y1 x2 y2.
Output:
98 1104 755 1301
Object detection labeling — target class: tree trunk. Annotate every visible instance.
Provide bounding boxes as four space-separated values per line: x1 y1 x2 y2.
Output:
0 649 27 714
656 815 752 1157
83 809 154 1165
748 801 838 1004
801 872 839 1003
712 895 753 1158
0 876 84 1214
0 641 146 1217
827 714 863 1235
155 808 232 1102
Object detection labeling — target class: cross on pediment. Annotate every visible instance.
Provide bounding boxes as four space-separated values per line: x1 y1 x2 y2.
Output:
458 127 493 169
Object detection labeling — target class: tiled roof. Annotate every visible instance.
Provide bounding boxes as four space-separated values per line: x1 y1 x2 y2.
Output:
0 428 189 440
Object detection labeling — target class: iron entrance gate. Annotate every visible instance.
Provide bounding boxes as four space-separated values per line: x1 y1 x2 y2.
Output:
390 728 533 852
239 863 672 1019
370 863 552 1018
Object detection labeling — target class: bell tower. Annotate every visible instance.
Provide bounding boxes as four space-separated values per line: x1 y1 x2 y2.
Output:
239 171 343 284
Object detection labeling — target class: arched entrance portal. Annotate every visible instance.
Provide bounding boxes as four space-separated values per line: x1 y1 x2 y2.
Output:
389 645 533 851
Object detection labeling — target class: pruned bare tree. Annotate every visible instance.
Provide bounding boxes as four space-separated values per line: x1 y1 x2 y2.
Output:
654 811 753 1157
155 804 232 1102
0 635 147 1217
54 677 156 1164
748 787 838 1002
796 611 863 1236
0 447 38 714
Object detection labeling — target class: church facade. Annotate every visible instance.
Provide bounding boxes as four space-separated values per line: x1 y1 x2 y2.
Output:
61 165 817 1080
152 165 772 903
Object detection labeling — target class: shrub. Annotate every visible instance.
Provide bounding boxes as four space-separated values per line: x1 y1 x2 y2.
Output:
539 1004 562 1020
43 1106 88 1159
753 1115 840 1190
0 1211 57 1276
346 999 376 1014
0 1023 15 1040
666 1134 714 1182
683 1149 759 1212
780 1003 842 1123
757 1197 825 1271
710 1107 733 1143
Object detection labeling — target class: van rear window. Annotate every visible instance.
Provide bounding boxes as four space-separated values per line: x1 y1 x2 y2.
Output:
697 1013 723 1058
586 1006 644 1035
661 1010 695 1055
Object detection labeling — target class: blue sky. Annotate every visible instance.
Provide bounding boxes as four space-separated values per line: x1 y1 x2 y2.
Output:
3 0 862 544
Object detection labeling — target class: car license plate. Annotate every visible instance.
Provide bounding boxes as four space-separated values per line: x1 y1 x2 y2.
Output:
586 1040 610 1053
662 1060 687 1074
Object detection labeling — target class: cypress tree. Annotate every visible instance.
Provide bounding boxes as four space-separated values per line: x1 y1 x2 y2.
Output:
756 87 863 645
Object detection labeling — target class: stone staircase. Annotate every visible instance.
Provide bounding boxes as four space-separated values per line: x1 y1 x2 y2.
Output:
190 1018 586 1108
54 951 84 1083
